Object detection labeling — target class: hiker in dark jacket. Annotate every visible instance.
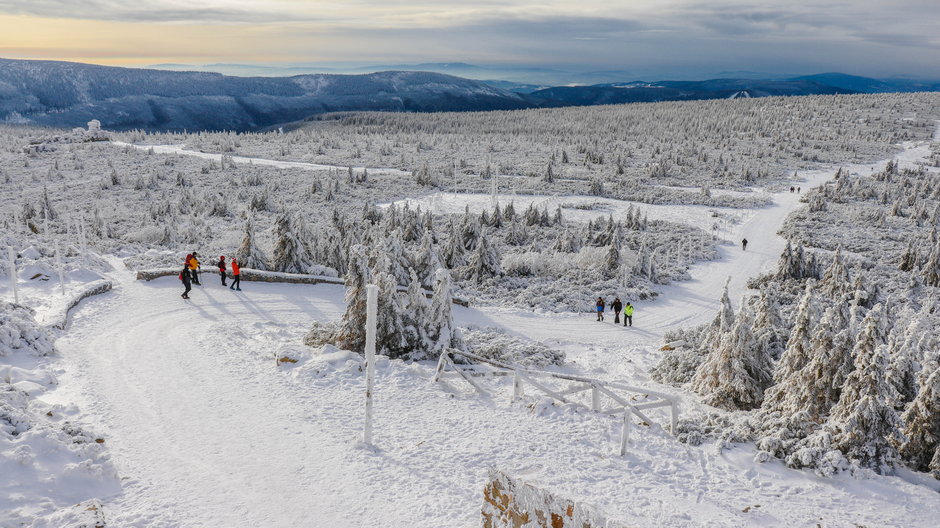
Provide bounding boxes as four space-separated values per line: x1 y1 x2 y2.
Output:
742 238 748 251
180 265 192 299
596 297 606 321
612 297 623 324
217 256 227 287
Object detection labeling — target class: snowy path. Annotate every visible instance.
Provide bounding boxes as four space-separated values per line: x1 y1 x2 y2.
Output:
460 145 935 380
54 261 940 528
111 141 410 175
49 135 940 526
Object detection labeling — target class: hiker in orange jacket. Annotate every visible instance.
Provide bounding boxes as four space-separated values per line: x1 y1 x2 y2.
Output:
189 252 202 285
229 257 241 291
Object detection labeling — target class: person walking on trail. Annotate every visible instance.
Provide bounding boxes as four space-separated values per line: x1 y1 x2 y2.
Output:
180 265 192 299
612 297 623 324
596 297 606 321
217 255 228 287
189 252 202 285
230 257 242 291
741 238 748 251
623 302 634 327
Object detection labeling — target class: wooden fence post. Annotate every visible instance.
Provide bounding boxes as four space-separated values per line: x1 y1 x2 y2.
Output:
363 284 378 446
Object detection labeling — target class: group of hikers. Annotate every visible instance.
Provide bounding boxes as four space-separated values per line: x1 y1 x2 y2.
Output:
595 236 753 322
179 251 241 299
595 297 634 327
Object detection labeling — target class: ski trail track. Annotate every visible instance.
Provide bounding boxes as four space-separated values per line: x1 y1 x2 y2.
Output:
52 133 940 527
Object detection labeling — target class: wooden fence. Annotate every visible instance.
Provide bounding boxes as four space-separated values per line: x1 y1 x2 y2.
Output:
434 349 678 456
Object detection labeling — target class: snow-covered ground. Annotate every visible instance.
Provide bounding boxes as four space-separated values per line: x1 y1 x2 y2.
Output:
26 136 937 527
111 141 409 176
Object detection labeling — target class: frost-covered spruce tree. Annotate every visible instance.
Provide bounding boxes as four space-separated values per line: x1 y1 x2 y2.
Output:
820 248 851 298
271 212 311 274
631 241 650 278
776 242 815 280
552 228 570 253
467 228 503 284
428 268 463 354
382 229 413 286
413 230 444 287
699 279 735 354
505 217 527 246
40 184 57 221
788 301 855 421
899 239 919 272
235 217 268 270
922 237 940 287
490 203 504 229
691 300 772 410
335 244 372 352
826 304 905 471
771 282 818 383
461 207 481 250
900 365 940 476
603 245 621 279
372 267 411 358
886 313 932 407
753 286 786 360
503 201 515 222
401 269 431 358
443 219 467 268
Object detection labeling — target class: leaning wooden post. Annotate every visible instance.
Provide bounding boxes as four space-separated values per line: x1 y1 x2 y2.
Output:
79 216 88 265
363 284 378 446
512 370 523 401
54 240 65 296
7 246 18 304
670 400 678 435
620 410 633 457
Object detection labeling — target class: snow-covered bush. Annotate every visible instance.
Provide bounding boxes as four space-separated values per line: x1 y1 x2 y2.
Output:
0 303 56 358
461 327 565 367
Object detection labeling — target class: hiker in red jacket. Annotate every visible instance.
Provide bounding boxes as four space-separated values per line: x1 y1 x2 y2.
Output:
229 257 241 291
217 255 228 287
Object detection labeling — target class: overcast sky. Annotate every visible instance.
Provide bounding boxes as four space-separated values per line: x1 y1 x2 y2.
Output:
0 0 938 79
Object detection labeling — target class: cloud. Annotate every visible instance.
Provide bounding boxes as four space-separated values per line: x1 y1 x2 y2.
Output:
1 0 938 78
0 0 305 23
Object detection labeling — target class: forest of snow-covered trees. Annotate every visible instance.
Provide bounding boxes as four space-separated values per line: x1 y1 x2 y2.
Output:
135 92 939 197
656 159 940 476
3 91 940 480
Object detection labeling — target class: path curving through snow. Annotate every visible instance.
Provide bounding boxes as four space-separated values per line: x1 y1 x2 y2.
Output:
459 140 936 380
111 141 410 176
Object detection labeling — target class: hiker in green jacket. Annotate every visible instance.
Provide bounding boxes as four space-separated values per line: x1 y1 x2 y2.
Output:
623 302 634 327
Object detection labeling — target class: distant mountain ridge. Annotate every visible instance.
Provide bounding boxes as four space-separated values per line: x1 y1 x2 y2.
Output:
528 78 859 106
2 58 939 132
0 58 544 132
791 73 940 94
